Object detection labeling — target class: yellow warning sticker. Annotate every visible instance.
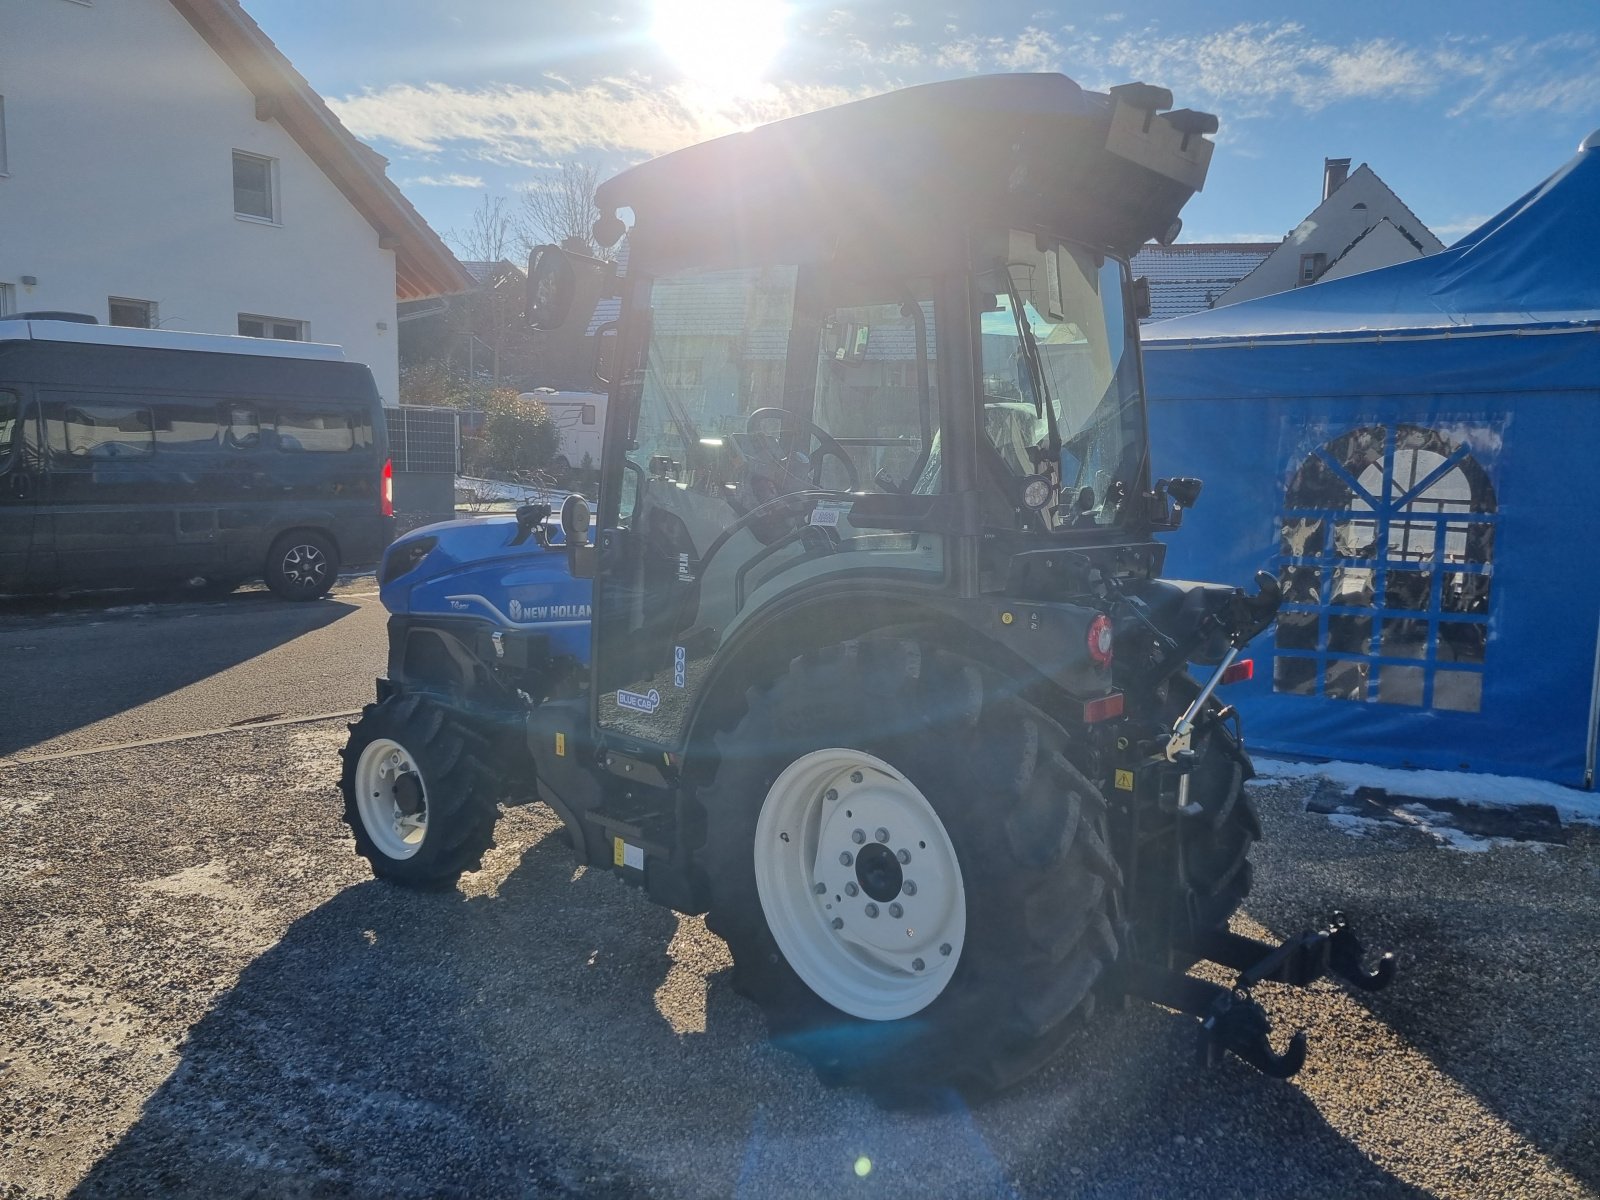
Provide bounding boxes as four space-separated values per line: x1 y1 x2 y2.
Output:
613 836 625 867
1115 769 1135 791
555 731 566 757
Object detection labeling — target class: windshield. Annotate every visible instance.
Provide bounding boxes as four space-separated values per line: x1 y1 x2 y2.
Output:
978 234 1145 531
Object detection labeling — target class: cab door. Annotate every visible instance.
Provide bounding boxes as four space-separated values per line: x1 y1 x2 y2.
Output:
0 389 44 590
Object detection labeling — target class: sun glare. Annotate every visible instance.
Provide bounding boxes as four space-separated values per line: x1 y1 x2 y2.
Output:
652 0 787 97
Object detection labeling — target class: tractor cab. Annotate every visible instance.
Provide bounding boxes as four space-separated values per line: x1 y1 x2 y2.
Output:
532 74 1218 753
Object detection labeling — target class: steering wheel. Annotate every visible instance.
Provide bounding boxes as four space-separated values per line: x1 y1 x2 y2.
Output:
746 407 860 492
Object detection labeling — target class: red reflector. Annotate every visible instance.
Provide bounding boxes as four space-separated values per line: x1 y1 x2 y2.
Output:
1083 692 1125 724
381 458 394 517
1220 658 1254 686
1086 614 1114 668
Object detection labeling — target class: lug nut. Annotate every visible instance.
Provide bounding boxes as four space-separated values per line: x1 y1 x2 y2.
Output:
874 828 890 843
897 848 911 864
903 881 917 896
825 788 839 802
844 882 859 897
813 882 827 895
888 903 903 918
940 942 952 956
851 829 866 844
839 851 853 866
831 917 844 930
864 903 879 918
912 958 925 971
850 771 863 783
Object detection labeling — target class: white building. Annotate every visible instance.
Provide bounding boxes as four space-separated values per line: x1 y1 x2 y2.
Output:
1216 158 1444 307
0 0 469 402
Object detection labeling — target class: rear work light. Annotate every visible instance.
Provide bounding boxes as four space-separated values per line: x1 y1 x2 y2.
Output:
1220 658 1254 685
381 457 394 517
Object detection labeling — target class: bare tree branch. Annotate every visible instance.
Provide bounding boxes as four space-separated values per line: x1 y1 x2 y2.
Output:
516 162 612 259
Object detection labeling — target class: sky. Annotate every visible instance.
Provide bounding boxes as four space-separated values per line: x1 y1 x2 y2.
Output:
246 0 1600 254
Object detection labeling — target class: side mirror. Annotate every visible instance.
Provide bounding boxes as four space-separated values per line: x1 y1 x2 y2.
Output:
527 245 576 331
1166 476 1203 509
560 493 595 579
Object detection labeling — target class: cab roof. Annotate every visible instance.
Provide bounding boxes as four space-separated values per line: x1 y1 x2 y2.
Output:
596 73 1215 266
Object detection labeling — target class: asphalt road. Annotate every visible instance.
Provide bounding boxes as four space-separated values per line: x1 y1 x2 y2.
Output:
0 580 387 763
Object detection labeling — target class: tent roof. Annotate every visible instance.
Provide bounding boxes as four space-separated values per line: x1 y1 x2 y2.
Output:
1146 133 1600 346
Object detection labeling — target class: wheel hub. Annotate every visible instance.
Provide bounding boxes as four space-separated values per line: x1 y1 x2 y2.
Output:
354 738 429 860
854 842 902 902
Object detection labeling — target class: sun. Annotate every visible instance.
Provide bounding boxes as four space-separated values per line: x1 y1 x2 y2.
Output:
652 0 787 98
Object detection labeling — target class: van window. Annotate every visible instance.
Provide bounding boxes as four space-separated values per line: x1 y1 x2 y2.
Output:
61 403 154 459
153 403 223 452
274 410 357 453
0 391 17 469
583 404 596 426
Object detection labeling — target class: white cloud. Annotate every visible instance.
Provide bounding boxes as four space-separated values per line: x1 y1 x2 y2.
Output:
331 77 878 166
402 173 487 188
1096 22 1598 120
1429 214 1491 242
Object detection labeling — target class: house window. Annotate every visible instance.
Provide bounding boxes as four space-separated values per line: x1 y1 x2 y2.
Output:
0 95 8 176
108 297 157 328
238 314 305 340
1276 423 1496 712
232 151 276 221
0 283 13 316
1297 253 1326 286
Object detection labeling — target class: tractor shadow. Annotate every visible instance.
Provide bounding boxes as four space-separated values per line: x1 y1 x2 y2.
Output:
71 810 1442 1200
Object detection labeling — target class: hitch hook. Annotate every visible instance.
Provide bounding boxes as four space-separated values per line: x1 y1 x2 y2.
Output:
1200 991 1308 1080
1326 911 1397 992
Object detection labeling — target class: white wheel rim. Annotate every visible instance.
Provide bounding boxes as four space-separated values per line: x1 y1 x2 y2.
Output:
754 748 966 1021
282 544 328 589
355 737 428 860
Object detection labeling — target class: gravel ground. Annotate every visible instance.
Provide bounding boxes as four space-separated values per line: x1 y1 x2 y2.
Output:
1 722 1597 1199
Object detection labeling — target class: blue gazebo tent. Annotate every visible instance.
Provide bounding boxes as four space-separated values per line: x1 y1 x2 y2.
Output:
1142 132 1600 787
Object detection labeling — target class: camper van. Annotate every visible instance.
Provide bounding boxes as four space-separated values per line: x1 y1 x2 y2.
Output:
518 388 606 474
0 318 393 600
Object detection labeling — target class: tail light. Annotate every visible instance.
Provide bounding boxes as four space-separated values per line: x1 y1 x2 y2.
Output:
1087 614 1114 668
1220 658 1254 685
381 457 394 517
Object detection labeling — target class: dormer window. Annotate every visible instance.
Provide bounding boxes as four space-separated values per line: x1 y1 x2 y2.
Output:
1298 252 1327 286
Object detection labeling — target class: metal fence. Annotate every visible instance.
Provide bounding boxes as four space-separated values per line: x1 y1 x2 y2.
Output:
384 405 460 474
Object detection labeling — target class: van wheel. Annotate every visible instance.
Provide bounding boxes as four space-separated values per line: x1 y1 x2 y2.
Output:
265 531 339 600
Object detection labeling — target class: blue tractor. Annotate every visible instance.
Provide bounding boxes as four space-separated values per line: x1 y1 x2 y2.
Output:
339 74 1395 1094
339 501 591 884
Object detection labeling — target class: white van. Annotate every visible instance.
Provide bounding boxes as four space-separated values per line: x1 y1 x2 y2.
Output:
519 389 606 474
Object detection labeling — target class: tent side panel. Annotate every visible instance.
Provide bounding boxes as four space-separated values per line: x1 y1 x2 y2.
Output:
1146 335 1600 787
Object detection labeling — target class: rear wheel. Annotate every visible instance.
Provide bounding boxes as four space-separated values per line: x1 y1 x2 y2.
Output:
265 530 339 600
697 638 1122 1093
339 695 498 887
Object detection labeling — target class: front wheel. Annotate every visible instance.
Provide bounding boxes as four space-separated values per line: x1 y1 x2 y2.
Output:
697 639 1123 1093
338 695 498 887
265 530 339 600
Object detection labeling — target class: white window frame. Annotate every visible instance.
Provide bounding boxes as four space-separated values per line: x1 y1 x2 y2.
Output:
238 313 307 341
0 95 9 177
232 150 278 224
0 284 13 317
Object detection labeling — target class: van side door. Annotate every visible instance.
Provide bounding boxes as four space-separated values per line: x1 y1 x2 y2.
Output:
0 389 44 590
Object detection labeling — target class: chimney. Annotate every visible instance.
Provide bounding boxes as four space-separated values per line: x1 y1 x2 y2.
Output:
1323 157 1351 200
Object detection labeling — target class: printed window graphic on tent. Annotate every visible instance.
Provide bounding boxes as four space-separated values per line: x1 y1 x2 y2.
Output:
1275 423 1496 712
